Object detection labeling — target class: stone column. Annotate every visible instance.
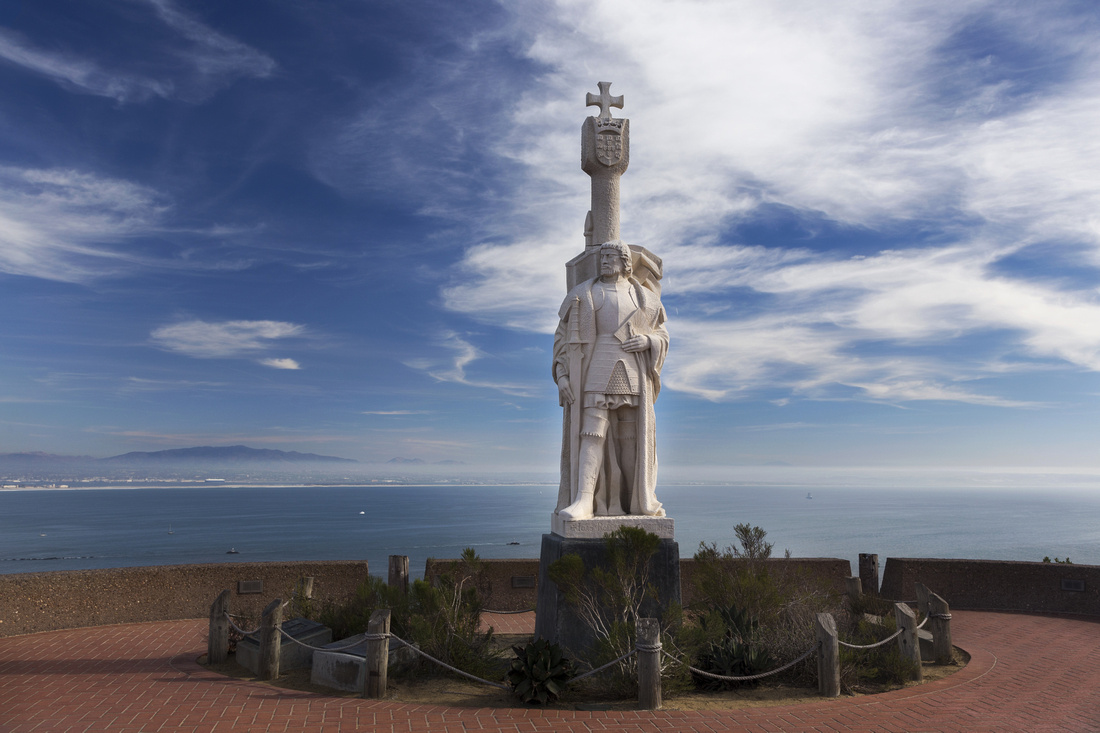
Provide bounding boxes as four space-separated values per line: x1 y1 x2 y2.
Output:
568 82 630 290
388 555 409 595
859 554 880 595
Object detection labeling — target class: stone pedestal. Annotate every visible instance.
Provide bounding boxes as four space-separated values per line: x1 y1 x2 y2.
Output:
535 522 680 655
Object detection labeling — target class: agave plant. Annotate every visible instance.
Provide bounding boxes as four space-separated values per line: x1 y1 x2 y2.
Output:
507 638 575 704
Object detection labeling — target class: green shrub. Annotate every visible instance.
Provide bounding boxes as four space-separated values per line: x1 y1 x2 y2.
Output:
318 547 499 680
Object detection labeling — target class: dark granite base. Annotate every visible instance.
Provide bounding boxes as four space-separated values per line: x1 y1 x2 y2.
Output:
534 532 681 655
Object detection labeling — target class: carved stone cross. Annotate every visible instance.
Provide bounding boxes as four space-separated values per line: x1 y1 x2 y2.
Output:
586 81 624 120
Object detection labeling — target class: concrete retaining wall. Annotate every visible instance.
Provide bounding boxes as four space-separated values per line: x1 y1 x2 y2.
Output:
424 558 540 612
880 558 1100 616
0 561 370 638
424 556 853 612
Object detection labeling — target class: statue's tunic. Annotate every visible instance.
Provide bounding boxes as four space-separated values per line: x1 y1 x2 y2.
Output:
553 275 668 517
584 279 642 406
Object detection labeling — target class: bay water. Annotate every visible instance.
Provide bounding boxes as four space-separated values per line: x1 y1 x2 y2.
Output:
3 483 1099 579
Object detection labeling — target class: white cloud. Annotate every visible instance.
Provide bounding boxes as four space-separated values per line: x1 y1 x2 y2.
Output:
439 1 1100 406
0 166 168 281
361 410 428 415
259 358 301 370
151 320 305 359
403 332 538 397
0 0 273 103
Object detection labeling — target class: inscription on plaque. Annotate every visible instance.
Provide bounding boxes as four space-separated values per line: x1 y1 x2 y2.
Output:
512 575 536 589
238 579 263 594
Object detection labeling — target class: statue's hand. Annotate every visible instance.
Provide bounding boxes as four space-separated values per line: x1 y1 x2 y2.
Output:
622 334 650 353
557 376 575 404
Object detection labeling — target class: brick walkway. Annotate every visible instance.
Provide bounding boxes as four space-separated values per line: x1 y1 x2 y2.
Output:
2 611 1098 732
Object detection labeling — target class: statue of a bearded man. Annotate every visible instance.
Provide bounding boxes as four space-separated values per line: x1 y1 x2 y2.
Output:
553 240 669 520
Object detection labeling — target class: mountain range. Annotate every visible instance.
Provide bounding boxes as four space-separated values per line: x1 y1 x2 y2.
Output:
1 445 356 465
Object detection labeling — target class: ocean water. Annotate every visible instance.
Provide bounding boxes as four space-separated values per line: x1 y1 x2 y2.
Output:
2 484 1099 578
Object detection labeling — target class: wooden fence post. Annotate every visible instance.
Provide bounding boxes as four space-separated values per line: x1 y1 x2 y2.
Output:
363 609 392 699
296 576 314 601
814 613 840 697
893 603 922 682
929 593 953 664
914 582 930 617
388 555 410 595
636 617 662 710
845 577 862 607
208 589 231 664
259 598 283 681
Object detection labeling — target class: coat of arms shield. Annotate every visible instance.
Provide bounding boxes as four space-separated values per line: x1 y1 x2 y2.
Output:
595 131 623 166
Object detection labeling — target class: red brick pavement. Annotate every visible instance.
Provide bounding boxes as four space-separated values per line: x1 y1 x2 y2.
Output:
1 611 1098 732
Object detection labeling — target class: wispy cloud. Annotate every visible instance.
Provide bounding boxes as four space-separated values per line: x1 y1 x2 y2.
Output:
0 166 168 281
122 377 229 392
436 1 1100 407
0 27 171 102
0 0 274 103
404 332 538 397
259 358 301 370
150 319 305 359
361 410 429 416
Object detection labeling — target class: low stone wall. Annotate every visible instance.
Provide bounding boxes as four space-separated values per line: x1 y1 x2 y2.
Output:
0 561 370 638
424 556 853 612
880 558 1100 616
680 557 853 606
424 558 539 612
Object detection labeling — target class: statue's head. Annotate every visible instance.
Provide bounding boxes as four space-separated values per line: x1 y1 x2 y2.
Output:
599 240 633 278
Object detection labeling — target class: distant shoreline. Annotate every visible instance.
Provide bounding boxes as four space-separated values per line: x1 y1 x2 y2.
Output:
0 482 558 492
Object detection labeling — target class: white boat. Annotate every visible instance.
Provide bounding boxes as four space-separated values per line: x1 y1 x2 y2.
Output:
806 492 813 499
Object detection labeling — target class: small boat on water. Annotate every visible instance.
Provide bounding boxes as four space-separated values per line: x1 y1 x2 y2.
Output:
806 492 813 499
226 548 239 554
168 525 174 535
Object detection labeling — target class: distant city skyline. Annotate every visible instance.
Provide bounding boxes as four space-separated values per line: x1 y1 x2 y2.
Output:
4 1 1100 472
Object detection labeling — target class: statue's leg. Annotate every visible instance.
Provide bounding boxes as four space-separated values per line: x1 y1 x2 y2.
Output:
614 408 636 514
559 407 607 520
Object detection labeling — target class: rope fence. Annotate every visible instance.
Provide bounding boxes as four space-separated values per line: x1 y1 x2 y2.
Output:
664 642 819 683
225 615 260 638
838 627 904 650
209 578 955 708
568 648 636 683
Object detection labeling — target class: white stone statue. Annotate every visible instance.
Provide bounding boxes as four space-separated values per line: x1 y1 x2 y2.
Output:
553 239 669 520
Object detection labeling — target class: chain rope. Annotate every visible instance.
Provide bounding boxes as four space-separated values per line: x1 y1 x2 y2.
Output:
481 608 536 615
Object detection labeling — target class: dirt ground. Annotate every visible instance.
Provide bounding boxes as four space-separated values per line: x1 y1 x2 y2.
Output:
203 633 969 711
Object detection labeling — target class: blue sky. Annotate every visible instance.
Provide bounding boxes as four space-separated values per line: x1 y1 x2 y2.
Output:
3 0 1100 473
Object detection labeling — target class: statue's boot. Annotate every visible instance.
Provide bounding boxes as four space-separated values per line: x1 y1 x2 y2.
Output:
559 489 595 520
